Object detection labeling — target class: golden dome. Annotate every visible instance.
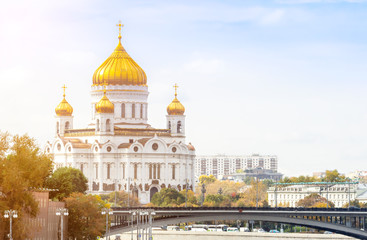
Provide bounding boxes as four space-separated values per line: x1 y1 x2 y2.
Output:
95 86 114 114
167 84 185 115
92 24 147 86
55 85 73 116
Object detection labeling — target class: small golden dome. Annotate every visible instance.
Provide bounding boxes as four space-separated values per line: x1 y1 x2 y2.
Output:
55 85 73 116
92 24 147 86
95 86 114 114
167 84 185 115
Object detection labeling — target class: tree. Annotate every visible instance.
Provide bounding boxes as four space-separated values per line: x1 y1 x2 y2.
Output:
0 133 53 239
101 191 140 207
199 175 216 184
65 193 106 239
239 179 268 207
45 167 88 200
322 170 346 182
151 188 185 207
296 193 334 208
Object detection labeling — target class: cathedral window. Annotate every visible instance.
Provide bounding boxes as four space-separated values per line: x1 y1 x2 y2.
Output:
80 163 84 174
153 164 157 179
96 119 100 131
122 164 126 179
106 119 111 132
140 104 143 119
56 122 60 134
168 121 171 130
152 143 158 151
132 103 135 118
172 164 176 180
121 103 125 118
65 121 70 130
95 164 98 179
177 121 182 133
149 164 152 180
107 163 111 179
134 164 138 180
158 164 161 179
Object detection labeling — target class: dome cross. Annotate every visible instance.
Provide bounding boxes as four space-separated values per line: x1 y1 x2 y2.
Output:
62 84 67 98
173 83 179 97
116 21 124 42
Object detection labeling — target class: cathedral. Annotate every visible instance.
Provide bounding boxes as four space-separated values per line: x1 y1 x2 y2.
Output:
45 24 196 204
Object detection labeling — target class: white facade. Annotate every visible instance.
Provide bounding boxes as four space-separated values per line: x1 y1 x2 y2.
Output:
267 183 358 208
195 154 278 179
46 34 195 204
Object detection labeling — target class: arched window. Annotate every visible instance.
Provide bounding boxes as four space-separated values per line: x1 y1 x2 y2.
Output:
106 119 111 132
121 103 125 118
153 164 157 179
56 122 60 134
132 103 135 118
96 119 100 131
140 104 143 119
168 121 171 130
134 164 138 180
177 121 182 133
149 164 152 180
172 164 176 180
65 121 70 130
80 163 84 174
107 163 111 179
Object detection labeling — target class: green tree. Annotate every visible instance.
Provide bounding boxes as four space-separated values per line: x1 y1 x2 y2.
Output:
0 133 53 239
342 199 361 208
296 193 335 208
45 167 88 200
151 188 185 207
322 170 346 182
65 193 106 239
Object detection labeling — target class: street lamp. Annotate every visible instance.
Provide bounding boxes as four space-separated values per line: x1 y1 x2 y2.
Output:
148 211 156 240
101 208 113 240
56 208 68 240
130 211 136 240
4 210 18 240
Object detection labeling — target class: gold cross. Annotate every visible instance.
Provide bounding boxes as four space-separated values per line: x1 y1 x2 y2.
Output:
173 83 179 97
116 21 124 40
62 84 67 98
103 81 108 94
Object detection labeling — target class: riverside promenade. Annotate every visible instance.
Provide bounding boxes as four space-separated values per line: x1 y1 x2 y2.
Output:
114 231 356 240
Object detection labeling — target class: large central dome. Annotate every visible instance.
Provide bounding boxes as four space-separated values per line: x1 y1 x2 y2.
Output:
92 34 147 86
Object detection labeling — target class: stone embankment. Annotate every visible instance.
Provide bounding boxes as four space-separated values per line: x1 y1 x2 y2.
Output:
113 231 355 240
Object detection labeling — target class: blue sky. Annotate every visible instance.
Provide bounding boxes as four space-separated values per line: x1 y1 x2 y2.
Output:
1 0 367 176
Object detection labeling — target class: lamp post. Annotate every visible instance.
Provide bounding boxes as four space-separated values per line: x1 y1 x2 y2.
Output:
56 208 68 240
201 183 206 206
148 210 156 240
185 178 190 207
127 178 130 207
101 208 113 240
130 211 136 240
4 210 18 240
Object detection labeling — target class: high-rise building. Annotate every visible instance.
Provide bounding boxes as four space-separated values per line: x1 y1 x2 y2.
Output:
45 24 196 204
195 154 278 179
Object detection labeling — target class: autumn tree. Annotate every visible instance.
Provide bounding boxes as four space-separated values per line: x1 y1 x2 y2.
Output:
239 179 268 207
101 191 140 207
151 188 185 207
322 170 346 182
65 193 106 239
296 193 335 208
199 175 217 184
45 167 88 200
0 133 53 239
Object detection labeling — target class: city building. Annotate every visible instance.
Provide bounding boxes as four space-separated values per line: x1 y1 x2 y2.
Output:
227 168 283 182
45 24 196 204
267 182 360 208
24 191 66 240
195 154 278 179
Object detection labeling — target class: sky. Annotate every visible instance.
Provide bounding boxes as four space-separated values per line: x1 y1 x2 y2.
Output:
1 0 367 177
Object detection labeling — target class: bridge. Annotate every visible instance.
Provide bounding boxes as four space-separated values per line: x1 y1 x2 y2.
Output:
109 207 367 239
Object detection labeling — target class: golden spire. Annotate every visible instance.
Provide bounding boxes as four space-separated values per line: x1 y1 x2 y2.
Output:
55 84 73 116
116 21 124 43
167 83 185 115
62 84 67 98
173 83 178 97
